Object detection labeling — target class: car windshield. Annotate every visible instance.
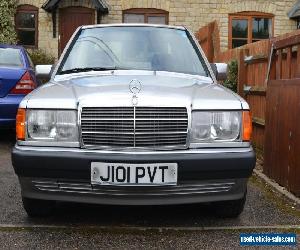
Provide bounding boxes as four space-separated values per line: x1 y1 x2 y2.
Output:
59 26 208 76
0 48 23 67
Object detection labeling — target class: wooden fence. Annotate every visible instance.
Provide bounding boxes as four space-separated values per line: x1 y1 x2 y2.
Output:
197 22 300 196
264 35 300 196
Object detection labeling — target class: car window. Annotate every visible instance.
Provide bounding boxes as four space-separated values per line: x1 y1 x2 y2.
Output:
59 27 209 77
0 48 23 67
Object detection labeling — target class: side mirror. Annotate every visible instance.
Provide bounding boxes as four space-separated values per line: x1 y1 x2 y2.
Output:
35 65 53 80
210 63 228 81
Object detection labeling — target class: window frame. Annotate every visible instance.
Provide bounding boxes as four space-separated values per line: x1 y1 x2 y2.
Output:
229 12 274 49
122 8 169 25
15 4 39 49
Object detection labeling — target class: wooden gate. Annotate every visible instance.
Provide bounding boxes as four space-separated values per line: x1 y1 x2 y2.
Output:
264 36 300 196
59 7 95 55
195 21 220 62
237 41 270 150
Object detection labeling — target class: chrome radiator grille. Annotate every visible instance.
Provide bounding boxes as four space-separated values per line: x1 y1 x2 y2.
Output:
80 107 188 148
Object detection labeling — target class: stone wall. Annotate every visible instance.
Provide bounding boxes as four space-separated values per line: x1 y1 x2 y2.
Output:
17 0 297 58
103 0 297 51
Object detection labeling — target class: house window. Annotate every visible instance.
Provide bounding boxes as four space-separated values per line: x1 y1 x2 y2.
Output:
297 19 300 29
123 9 169 25
15 5 38 48
229 12 274 49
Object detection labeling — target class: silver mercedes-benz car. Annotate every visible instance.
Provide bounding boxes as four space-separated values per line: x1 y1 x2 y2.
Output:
12 24 255 218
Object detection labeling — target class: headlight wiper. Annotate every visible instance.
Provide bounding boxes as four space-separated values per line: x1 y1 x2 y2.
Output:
59 66 123 75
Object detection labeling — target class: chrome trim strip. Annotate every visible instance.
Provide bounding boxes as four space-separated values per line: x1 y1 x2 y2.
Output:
186 104 192 148
32 179 236 196
39 185 234 192
35 188 231 196
81 118 188 121
35 185 235 192
78 145 188 151
15 145 253 154
189 142 250 149
36 188 232 196
17 141 80 147
133 106 136 147
81 131 188 135
78 102 85 148
32 180 236 188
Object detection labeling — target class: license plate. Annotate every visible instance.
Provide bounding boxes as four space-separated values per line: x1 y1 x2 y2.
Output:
91 162 178 186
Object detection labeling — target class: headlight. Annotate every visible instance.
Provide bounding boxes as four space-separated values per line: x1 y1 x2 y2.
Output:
190 111 241 143
27 110 78 142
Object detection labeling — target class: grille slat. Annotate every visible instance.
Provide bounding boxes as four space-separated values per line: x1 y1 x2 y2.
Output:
81 107 188 149
83 136 135 141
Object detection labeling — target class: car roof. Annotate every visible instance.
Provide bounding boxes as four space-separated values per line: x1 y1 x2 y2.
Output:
81 23 186 31
0 44 24 50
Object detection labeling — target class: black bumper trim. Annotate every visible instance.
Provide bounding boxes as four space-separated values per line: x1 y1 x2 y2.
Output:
12 147 256 181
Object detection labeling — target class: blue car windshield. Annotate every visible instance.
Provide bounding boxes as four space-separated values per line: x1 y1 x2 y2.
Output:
0 48 23 67
59 26 209 76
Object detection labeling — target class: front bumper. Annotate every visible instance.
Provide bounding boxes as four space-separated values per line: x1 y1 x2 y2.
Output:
12 146 256 205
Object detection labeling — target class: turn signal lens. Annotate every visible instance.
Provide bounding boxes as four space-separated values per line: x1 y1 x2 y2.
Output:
16 108 26 140
242 111 252 141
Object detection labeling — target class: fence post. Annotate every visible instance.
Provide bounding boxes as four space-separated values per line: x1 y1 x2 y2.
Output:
287 47 292 79
276 49 282 79
296 45 300 77
238 49 246 97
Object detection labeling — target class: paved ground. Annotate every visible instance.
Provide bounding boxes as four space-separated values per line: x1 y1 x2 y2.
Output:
0 130 299 249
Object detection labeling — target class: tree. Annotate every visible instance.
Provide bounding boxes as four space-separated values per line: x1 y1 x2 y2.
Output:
0 0 17 44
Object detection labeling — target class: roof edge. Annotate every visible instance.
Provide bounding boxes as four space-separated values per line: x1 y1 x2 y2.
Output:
288 0 300 19
42 0 109 13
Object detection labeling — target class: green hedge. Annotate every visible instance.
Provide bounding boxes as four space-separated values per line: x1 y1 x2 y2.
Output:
223 60 238 93
0 0 17 44
27 49 55 66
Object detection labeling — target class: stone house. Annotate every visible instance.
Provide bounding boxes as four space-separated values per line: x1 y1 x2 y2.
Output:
15 0 300 59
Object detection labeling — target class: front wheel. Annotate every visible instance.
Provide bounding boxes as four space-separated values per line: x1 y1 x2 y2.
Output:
22 197 56 217
213 191 247 218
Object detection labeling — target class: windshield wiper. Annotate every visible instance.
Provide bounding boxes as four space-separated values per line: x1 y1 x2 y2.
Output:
59 66 119 75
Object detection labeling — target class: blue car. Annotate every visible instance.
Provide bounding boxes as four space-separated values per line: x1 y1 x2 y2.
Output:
0 45 37 127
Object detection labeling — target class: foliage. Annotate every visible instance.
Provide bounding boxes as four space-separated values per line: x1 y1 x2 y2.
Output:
0 0 17 44
223 60 238 93
27 49 55 66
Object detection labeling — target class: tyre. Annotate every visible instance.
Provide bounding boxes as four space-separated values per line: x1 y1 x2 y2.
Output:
213 191 247 218
22 197 56 217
